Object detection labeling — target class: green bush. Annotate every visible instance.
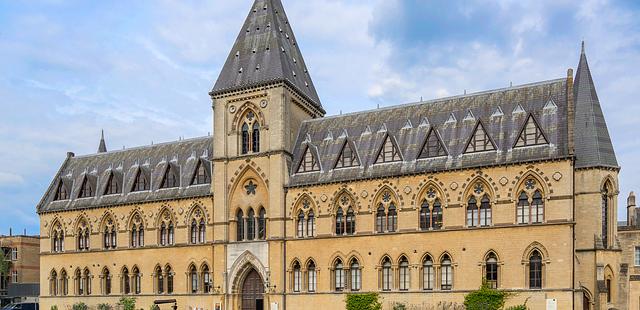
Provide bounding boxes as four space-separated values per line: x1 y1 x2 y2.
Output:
464 282 510 310
149 305 160 310
119 297 136 310
97 304 112 310
505 305 528 310
345 293 382 310
50 306 58 310
72 303 87 310
392 303 406 310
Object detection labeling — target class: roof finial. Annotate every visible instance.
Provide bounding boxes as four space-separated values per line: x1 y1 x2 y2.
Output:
581 40 585 54
97 129 107 153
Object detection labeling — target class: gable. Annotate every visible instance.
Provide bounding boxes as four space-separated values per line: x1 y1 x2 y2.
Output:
514 115 548 148
465 122 496 153
418 129 447 159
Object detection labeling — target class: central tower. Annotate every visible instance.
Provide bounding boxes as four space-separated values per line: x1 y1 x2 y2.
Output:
208 0 324 308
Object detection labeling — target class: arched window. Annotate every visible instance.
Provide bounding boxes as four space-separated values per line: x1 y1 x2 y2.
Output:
60 269 68 296
529 250 542 289
433 200 443 229
441 255 453 290
346 207 356 235
422 256 434 290
242 123 250 154
297 211 305 238
203 265 212 293
122 267 130 295
166 266 174 294
532 191 544 224
334 259 345 292
130 213 144 248
467 197 478 227
50 270 58 296
160 223 167 246
83 268 91 295
258 208 266 240
132 267 141 295
480 195 491 226
138 226 144 247
399 257 409 291
350 259 361 291
307 261 317 292
376 204 386 233
102 268 111 295
517 191 529 225
168 223 175 245
190 265 198 294
155 266 164 294
420 200 430 230
52 223 64 253
307 210 315 237
293 261 301 292
382 257 392 291
602 185 611 248
335 207 345 235
103 217 116 250
75 269 83 295
236 210 244 241
190 219 198 244
485 253 498 288
199 219 206 243
131 224 138 248
77 221 90 251
388 203 397 232
252 122 260 152
247 209 255 241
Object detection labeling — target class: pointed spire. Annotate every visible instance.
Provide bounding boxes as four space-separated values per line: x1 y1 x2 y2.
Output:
573 41 618 168
211 0 323 112
98 130 107 153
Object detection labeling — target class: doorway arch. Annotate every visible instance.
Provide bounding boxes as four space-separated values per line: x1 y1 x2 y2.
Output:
241 268 264 310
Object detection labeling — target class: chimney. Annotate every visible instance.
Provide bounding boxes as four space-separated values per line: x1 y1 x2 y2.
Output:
628 191 637 226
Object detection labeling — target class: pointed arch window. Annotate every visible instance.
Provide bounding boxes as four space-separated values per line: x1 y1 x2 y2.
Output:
155 266 164 294
247 209 255 241
191 160 210 185
202 265 212 293
307 210 315 237
292 261 301 292
375 135 402 164
258 208 266 240
103 219 117 250
517 192 530 225
54 181 69 201
336 207 345 235
297 146 320 173
529 250 542 289
422 256 434 290
485 253 498 288
122 267 130 294
199 219 206 243
52 223 65 253
335 141 359 169
441 255 453 290
252 122 260 152
76 222 90 251
104 172 120 195
187 207 207 244
377 191 398 233
160 223 167 246
132 169 149 192
236 210 244 241
350 259 361 291
50 270 58 296
166 266 174 294
242 123 250 154
297 211 305 238
602 184 612 249
160 165 179 189
346 207 355 235
307 261 317 292
399 257 410 291
418 129 447 158
190 220 198 244
334 259 345 292
465 122 496 153
60 269 68 296
515 115 548 147
189 265 198 294
376 204 386 233
381 257 392 291
132 267 141 294
480 195 492 227
78 176 94 198
168 223 174 245
241 110 260 154
517 178 545 224
83 269 91 295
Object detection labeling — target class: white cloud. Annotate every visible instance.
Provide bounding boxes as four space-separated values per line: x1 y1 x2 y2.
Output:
0 172 25 186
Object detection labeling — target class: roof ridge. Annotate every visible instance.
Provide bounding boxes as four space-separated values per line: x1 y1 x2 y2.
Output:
71 135 212 159
303 77 565 124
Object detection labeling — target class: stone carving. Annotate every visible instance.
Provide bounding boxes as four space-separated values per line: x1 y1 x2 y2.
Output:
500 177 508 186
404 186 412 194
553 172 562 181
450 182 458 190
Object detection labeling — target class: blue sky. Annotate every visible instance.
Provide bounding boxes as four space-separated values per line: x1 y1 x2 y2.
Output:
1 0 639 235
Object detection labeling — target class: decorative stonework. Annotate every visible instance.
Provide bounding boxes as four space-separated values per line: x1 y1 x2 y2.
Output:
229 105 237 113
260 100 268 108
361 190 368 198
320 194 327 202
500 177 509 186
450 182 458 190
553 172 562 181
404 186 412 194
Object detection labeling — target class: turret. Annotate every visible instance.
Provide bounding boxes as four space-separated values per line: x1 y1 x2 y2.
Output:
628 191 637 226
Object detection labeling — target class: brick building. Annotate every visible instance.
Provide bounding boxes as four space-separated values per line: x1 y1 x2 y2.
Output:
0 233 40 305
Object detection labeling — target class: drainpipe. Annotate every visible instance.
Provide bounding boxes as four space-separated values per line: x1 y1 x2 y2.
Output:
283 187 288 310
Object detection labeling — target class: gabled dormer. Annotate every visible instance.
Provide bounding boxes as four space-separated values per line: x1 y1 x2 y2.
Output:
465 121 496 154
375 135 402 164
514 114 548 148
334 140 360 169
418 128 447 159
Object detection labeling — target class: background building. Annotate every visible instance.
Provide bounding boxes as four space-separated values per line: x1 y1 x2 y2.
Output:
0 232 40 305
36 0 626 309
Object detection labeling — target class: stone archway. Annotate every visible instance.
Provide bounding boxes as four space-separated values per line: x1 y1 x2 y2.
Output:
241 268 265 310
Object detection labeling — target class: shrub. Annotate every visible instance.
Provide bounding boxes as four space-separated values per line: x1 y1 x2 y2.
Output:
345 293 382 310
149 305 160 310
50 306 58 310
505 305 528 310
464 282 511 310
72 303 87 310
392 303 407 310
119 297 136 310
97 304 112 310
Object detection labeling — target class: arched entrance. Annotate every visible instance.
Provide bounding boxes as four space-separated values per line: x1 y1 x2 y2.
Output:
242 268 264 310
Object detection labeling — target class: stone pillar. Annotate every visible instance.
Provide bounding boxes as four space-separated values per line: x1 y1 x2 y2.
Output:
627 191 636 226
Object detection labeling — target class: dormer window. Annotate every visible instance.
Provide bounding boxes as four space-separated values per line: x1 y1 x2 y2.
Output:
465 122 496 153
54 181 68 201
161 165 179 189
78 176 94 198
104 172 120 195
241 110 260 155
334 141 359 169
131 169 149 192
191 160 211 185
515 115 548 148
418 129 447 159
297 146 320 173
375 135 402 164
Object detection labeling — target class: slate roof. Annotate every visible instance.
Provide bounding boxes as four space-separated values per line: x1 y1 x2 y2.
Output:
211 0 323 112
573 44 618 168
290 79 569 187
37 137 212 213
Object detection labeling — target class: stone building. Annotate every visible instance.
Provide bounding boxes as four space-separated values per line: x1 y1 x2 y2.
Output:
37 0 625 309
1 233 40 305
618 192 640 310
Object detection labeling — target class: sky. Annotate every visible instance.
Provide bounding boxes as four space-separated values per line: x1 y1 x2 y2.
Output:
1 0 639 235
